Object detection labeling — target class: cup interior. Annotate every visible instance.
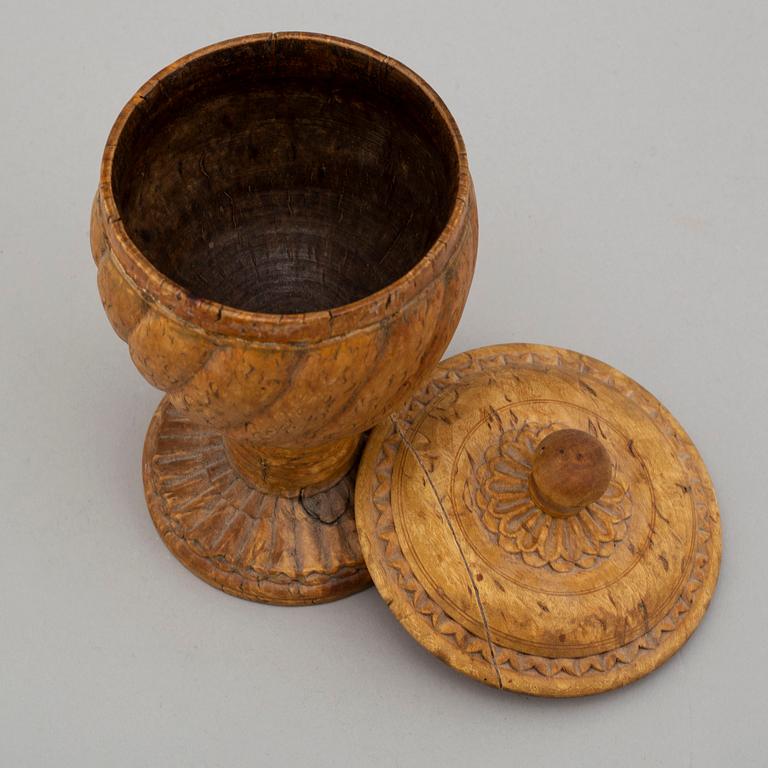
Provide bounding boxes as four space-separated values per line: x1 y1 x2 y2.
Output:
110 35 460 314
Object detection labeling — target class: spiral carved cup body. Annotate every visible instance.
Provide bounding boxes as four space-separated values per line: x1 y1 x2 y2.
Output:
91 188 477 451
92 33 477 505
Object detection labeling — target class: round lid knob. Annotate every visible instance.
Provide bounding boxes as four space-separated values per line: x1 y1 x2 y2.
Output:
529 428 612 516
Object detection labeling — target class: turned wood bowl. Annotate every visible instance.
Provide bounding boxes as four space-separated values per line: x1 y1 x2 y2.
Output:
90 33 477 604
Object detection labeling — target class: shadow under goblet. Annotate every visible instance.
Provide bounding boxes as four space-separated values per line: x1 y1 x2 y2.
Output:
90 33 477 604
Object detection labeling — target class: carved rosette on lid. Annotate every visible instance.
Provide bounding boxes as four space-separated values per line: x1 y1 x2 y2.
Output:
472 421 631 572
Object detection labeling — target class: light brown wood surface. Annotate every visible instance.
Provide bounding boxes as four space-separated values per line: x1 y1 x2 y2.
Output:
91 32 478 604
355 343 721 695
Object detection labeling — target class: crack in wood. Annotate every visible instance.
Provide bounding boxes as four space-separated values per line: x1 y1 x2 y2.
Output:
392 415 503 689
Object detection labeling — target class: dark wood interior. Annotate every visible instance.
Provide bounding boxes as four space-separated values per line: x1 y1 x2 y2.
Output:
111 37 459 314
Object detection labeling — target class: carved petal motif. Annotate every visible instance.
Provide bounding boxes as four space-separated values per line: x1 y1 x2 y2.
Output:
473 423 631 572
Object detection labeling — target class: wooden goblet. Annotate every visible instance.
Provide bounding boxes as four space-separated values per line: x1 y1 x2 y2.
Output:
90 33 477 604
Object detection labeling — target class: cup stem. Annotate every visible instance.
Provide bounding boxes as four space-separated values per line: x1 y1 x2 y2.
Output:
223 432 362 498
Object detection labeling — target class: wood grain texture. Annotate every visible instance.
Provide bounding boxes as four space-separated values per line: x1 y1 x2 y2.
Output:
91 33 477 604
355 344 721 695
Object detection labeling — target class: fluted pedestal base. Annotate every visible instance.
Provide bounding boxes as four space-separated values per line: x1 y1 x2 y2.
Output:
142 398 371 605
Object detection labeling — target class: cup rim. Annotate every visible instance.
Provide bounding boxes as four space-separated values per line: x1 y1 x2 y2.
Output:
97 31 472 343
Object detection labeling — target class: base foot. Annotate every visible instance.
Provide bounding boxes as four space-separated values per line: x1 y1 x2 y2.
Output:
142 399 371 605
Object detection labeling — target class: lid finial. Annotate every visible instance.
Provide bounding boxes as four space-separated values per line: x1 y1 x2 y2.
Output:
529 429 612 517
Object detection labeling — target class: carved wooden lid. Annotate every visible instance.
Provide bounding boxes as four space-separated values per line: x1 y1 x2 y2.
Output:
355 344 721 696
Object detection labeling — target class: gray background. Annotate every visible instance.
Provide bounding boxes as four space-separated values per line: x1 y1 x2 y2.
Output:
1 1 766 765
